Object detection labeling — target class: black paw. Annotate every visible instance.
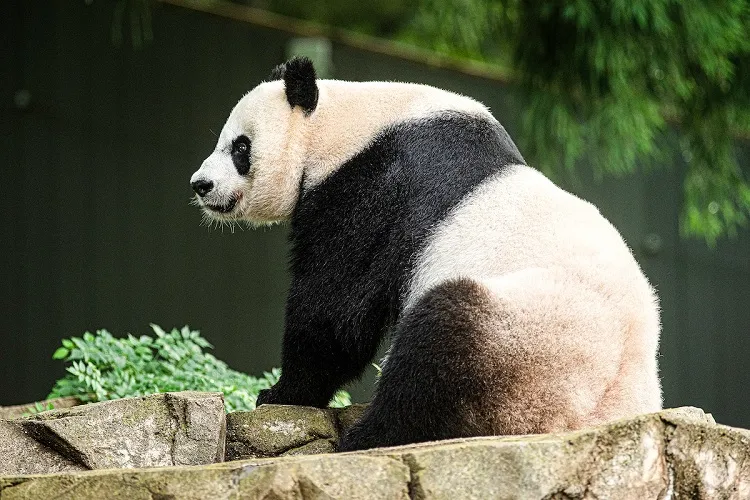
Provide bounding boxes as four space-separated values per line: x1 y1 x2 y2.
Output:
255 388 278 407
256 383 331 408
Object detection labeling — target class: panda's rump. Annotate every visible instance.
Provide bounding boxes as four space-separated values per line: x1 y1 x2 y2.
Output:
467 268 633 433
376 270 635 442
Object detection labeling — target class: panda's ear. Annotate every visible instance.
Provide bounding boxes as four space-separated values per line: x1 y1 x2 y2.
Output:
274 56 318 115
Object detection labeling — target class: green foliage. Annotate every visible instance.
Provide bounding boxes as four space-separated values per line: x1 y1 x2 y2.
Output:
22 401 55 417
398 0 750 244
48 325 351 412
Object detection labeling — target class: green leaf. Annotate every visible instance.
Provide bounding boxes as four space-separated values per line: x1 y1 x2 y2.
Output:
52 347 70 360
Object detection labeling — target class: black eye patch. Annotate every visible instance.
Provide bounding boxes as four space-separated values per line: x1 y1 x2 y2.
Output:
231 135 252 175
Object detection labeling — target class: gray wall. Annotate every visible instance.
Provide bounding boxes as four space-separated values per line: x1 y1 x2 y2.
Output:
2 1 749 426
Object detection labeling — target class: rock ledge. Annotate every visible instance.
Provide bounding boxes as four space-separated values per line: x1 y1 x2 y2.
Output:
2 405 750 499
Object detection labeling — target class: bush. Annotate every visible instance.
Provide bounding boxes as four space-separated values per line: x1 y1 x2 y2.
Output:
48 324 351 412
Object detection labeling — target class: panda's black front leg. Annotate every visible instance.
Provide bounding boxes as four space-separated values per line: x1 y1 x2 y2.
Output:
255 324 347 408
256 286 381 409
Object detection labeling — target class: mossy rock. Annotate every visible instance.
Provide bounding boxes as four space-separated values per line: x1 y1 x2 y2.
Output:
4 403 750 500
1 392 225 474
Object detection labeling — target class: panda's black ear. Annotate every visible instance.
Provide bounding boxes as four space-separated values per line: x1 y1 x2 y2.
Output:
275 56 318 115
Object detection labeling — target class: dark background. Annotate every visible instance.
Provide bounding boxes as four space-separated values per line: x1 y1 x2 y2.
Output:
1 1 749 425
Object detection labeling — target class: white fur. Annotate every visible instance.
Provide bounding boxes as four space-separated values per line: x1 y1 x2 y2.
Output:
191 80 492 225
407 165 662 426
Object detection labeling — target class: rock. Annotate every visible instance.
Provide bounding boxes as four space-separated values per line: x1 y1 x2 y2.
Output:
0 420 85 475
667 419 750 498
362 406 733 500
0 392 225 474
3 406 750 500
0 454 411 500
333 403 368 432
225 404 367 460
226 405 338 460
240 454 410 499
280 438 337 456
225 403 369 460
0 396 83 420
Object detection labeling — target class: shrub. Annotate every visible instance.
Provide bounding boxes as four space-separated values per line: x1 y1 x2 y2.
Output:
48 324 351 412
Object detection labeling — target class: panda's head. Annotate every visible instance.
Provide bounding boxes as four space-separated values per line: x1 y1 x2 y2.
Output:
190 57 318 225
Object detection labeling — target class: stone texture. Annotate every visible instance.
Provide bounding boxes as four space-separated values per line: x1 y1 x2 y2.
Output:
363 407 722 500
225 403 369 460
667 418 750 498
0 392 225 474
0 396 83 420
0 420 85 475
226 405 338 460
0 454 410 500
3 405 750 500
333 403 368 432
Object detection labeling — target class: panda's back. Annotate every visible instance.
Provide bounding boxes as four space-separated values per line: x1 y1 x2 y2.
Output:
292 108 525 328
296 92 655 340
407 164 657 318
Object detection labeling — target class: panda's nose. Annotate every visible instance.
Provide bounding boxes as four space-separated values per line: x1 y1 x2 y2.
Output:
191 179 214 197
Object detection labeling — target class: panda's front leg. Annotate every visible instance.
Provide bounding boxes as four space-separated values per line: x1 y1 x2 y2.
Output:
256 285 379 409
255 322 346 408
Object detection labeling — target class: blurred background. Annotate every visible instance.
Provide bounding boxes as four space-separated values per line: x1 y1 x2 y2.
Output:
1 0 748 425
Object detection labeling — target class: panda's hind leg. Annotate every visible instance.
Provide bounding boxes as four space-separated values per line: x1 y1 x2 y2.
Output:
338 278 495 451
338 271 626 451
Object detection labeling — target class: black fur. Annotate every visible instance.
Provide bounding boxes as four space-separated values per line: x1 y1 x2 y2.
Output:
231 135 251 175
255 112 525 448
268 56 319 114
339 278 497 451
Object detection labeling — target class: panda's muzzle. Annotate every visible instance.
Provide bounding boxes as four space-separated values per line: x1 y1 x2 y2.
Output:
205 196 239 214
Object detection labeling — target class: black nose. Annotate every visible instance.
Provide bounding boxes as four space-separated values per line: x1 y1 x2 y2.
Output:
191 179 214 197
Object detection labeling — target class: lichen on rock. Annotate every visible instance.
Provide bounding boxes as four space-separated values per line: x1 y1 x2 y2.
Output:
225 405 338 460
225 403 368 460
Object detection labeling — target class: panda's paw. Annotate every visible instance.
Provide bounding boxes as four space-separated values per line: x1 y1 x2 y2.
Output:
256 385 303 406
255 388 279 407
256 383 331 408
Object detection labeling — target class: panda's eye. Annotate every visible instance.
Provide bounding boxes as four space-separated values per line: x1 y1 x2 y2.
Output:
232 136 250 156
231 135 252 175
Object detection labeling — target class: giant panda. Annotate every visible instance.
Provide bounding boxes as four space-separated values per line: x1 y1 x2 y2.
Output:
190 57 662 452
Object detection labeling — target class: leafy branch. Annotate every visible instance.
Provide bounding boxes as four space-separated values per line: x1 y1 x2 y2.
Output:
49 325 351 412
